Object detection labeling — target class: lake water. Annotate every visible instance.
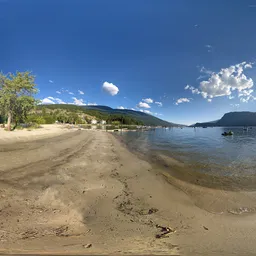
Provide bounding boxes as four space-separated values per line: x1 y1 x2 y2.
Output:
117 127 256 178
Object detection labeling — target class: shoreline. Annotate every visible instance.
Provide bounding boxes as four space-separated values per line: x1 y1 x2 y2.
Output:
114 131 256 192
1 130 256 255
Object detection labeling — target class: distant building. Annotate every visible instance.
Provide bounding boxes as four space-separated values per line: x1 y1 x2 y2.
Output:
101 120 106 125
91 119 98 125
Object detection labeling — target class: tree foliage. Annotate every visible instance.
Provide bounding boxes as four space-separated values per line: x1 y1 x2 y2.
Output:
0 71 38 130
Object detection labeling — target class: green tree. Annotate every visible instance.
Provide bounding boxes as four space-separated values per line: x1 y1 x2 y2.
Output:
0 71 38 131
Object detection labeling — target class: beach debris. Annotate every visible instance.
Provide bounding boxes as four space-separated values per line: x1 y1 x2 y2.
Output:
55 226 68 236
148 208 159 215
155 224 176 238
83 243 92 248
203 226 209 230
21 230 38 239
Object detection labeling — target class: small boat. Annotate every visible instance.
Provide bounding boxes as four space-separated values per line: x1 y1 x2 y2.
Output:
222 131 233 136
243 126 248 131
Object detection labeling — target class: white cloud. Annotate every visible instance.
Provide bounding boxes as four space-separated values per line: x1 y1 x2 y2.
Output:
55 98 66 104
238 89 254 97
140 109 152 115
87 102 97 106
196 66 213 80
78 90 84 95
117 106 125 109
56 91 61 94
175 98 190 105
154 112 163 116
186 62 254 102
130 108 135 110
41 97 55 104
245 63 253 69
142 98 153 104
228 95 235 99
102 81 119 96
205 45 213 52
41 97 66 105
137 102 151 109
184 85 201 94
72 97 86 106
155 101 163 107
68 92 74 95
230 104 240 107
207 99 212 102
49 80 54 83
239 94 256 103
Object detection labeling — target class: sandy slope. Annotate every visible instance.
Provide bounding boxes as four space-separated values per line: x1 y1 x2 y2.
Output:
0 130 256 255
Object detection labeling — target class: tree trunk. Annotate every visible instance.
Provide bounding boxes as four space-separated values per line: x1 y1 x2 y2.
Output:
12 120 18 131
7 112 12 131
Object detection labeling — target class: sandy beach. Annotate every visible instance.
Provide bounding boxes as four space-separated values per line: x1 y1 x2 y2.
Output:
1 126 256 255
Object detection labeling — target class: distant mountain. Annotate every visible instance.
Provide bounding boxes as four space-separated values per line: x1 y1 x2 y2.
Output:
82 105 180 126
193 111 256 127
39 104 181 126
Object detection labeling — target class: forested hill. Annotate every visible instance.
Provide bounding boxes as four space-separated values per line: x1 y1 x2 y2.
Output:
37 104 179 126
193 111 256 127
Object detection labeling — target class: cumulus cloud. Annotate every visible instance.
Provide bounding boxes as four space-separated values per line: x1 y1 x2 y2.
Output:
239 94 256 103
41 98 55 104
56 91 61 94
41 97 66 105
117 106 125 109
175 98 190 105
154 112 163 116
87 102 97 106
238 89 254 97
78 90 84 95
186 62 255 103
140 109 152 115
142 98 153 104
49 80 54 83
55 98 66 104
155 101 163 107
68 92 74 95
102 81 119 96
184 85 201 94
207 99 212 102
72 97 86 106
137 102 151 109
245 63 253 69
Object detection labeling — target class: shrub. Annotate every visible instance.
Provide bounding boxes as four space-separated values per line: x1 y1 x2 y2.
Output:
106 125 117 130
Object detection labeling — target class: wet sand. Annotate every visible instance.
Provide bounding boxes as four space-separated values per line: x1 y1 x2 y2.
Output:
0 129 256 255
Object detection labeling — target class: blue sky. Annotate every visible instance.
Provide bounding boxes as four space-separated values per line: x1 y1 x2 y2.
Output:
2 0 256 125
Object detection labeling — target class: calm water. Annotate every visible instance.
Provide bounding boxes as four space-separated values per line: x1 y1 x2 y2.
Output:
117 127 256 177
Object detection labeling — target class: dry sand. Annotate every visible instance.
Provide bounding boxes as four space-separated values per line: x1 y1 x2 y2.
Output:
0 127 256 255
0 124 76 144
